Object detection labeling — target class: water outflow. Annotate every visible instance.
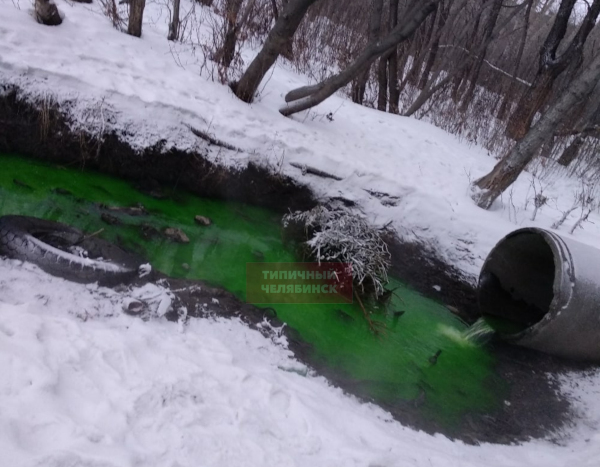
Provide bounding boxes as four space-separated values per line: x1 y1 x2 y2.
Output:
463 318 496 345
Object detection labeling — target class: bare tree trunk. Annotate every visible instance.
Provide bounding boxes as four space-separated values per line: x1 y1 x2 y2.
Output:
410 0 531 119
417 0 450 90
450 4 484 102
403 73 451 116
281 0 440 117
352 0 385 104
377 55 389 111
35 0 62 26
279 0 295 61
168 0 181 41
233 0 319 103
557 136 585 167
497 0 533 120
558 101 600 165
128 0 146 37
459 0 503 112
388 0 400 114
405 6 437 88
472 52 600 209
506 0 600 140
218 0 244 68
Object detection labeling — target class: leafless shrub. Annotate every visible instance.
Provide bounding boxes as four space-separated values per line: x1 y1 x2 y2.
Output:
551 179 598 233
98 0 126 30
283 204 391 299
552 201 579 230
527 175 548 222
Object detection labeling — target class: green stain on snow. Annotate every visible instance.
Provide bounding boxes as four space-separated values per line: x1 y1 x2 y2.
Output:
0 154 502 427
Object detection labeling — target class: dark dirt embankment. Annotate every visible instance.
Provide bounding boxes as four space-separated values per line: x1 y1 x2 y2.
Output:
0 84 591 445
0 87 316 213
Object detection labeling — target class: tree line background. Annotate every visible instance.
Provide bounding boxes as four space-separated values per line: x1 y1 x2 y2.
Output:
79 0 600 216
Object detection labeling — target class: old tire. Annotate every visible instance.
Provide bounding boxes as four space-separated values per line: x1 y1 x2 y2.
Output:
0 215 144 286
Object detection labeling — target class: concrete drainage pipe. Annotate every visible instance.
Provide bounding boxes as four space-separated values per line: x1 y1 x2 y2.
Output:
478 227 600 362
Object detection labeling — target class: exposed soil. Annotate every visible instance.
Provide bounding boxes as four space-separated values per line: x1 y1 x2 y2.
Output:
0 84 593 445
384 233 481 322
0 87 316 214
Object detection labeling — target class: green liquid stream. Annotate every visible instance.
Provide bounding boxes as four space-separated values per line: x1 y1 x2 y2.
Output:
0 154 502 427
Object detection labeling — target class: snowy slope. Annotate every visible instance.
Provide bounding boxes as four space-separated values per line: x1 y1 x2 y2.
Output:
3 3 600 465
2 0 600 282
1 257 600 467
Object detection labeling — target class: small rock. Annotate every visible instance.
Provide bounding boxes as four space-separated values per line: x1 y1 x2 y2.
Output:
164 227 190 243
194 215 212 226
181 263 190 270
101 213 121 225
140 223 161 240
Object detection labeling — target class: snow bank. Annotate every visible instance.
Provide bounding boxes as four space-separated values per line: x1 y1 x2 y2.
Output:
0 257 599 466
2 0 600 282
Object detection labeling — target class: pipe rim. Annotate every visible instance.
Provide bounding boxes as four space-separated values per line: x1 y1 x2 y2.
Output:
478 227 575 342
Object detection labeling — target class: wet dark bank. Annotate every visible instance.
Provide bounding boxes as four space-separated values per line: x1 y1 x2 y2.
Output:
0 84 478 318
0 86 591 445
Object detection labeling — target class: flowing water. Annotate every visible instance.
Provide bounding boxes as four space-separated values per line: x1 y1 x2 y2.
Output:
0 154 504 428
463 317 497 344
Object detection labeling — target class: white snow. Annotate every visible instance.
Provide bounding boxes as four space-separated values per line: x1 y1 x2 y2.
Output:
1 258 600 467
2 0 600 282
2 1 600 464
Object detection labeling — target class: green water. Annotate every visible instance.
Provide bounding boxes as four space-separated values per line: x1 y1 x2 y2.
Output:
0 154 501 426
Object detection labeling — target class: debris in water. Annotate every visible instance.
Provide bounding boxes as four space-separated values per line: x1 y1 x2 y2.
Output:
102 203 148 216
428 349 442 365
140 223 161 239
13 178 33 190
101 213 121 225
194 215 212 226
164 227 190 244
52 187 72 196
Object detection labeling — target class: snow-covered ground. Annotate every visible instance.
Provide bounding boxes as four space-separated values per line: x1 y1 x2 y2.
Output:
2 1 600 465
1 258 600 467
2 0 600 281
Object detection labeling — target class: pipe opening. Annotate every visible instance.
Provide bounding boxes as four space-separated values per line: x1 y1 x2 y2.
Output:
478 232 556 334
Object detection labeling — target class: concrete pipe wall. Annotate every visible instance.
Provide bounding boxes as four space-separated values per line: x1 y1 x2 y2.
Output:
478 227 600 362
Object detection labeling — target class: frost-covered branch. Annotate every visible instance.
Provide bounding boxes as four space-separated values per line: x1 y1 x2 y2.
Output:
283 205 391 298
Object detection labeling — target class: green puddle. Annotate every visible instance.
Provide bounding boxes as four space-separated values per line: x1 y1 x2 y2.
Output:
0 154 502 427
